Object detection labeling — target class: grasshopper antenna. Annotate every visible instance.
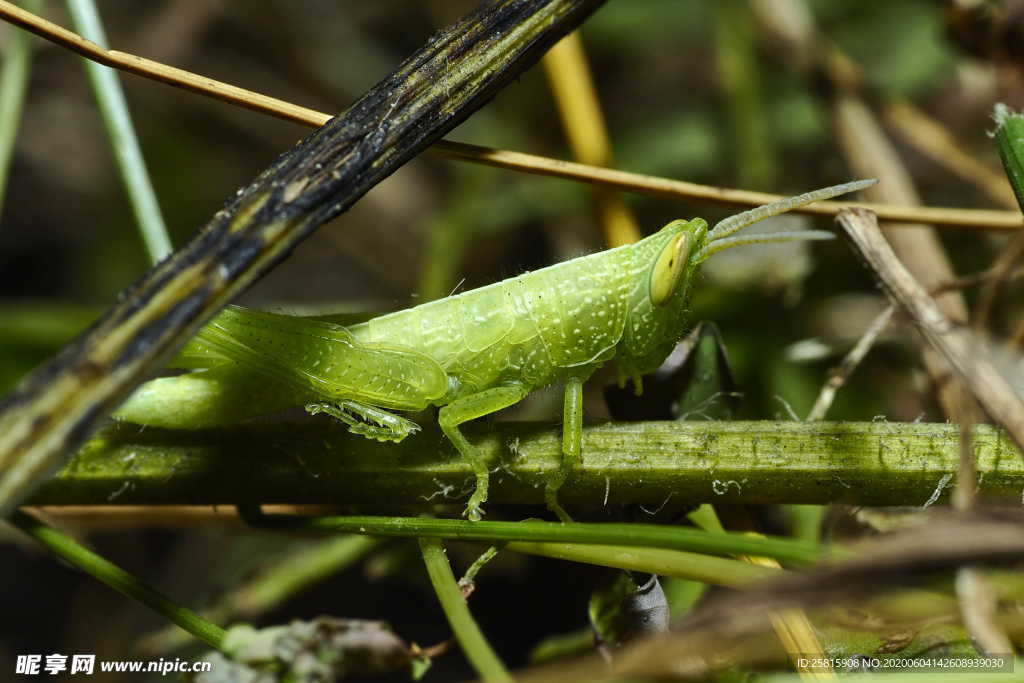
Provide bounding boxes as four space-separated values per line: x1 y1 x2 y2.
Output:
696 178 877 263
707 179 876 241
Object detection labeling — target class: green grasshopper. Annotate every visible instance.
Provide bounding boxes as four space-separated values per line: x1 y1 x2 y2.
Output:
115 179 874 520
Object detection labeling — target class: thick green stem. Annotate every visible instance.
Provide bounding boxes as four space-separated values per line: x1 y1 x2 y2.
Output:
29 421 1023 508
7 510 226 649
419 537 512 683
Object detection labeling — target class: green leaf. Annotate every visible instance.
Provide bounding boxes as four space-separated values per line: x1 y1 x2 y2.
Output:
994 103 1024 215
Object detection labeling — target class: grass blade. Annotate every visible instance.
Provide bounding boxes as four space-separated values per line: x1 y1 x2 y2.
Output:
0 0 40 217
65 0 172 263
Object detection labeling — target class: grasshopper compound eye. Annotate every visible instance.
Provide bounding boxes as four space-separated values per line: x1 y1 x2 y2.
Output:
649 231 692 307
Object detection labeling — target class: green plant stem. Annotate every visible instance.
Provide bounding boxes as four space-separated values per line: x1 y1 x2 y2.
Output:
7 510 226 649
241 510 822 566
687 503 725 533
0 0 40 217
461 544 502 585
30 421 1024 508
783 504 825 542
419 537 512 683
64 0 172 263
504 541 774 585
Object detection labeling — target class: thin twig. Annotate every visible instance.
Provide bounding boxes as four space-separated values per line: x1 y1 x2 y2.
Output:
956 568 1015 656
808 263 1024 431
932 264 1024 295
953 397 980 512
803 260 1024 424
974 230 1024 332
806 304 894 422
834 95 970 420
953 186 1014 651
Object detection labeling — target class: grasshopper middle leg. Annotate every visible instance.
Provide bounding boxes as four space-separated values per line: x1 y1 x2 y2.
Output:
438 384 528 521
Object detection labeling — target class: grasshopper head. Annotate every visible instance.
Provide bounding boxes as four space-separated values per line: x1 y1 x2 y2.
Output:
616 218 708 378
618 179 876 383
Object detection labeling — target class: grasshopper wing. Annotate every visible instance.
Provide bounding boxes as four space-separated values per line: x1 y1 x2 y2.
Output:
196 306 448 411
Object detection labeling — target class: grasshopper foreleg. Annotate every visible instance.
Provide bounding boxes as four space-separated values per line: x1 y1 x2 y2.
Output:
437 384 528 521
307 400 420 442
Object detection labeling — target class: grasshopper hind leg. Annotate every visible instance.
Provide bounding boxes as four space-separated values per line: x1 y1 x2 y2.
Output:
307 400 420 442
